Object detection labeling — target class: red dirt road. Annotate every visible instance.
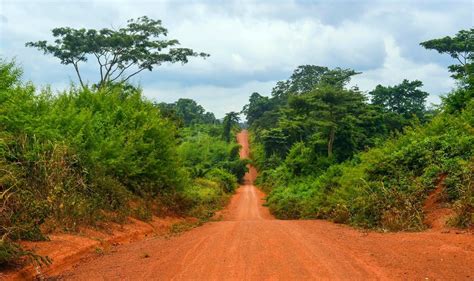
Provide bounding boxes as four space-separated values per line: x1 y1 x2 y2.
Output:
56 130 474 280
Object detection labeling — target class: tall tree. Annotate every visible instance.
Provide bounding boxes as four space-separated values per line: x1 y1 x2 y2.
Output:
369 79 429 119
420 29 474 113
26 16 209 89
241 92 272 127
157 98 216 126
289 85 366 158
222 112 240 143
420 29 473 81
271 65 359 101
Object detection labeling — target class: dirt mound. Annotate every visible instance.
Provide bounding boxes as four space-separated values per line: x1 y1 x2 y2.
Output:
423 174 455 230
1 216 184 280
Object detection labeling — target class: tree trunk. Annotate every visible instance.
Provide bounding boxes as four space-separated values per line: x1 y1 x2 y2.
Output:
328 127 335 158
73 62 86 90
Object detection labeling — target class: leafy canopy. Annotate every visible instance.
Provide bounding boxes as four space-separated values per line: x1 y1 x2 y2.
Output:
421 29 474 113
369 79 428 119
420 28 473 81
26 16 209 89
222 112 240 143
271 65 359 101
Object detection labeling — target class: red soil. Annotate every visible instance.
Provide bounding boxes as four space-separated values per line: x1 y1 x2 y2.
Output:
2 217 184 280
423 174 455 230
6 130 473 280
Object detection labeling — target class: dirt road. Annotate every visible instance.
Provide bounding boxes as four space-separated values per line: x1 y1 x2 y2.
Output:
57 130 473 280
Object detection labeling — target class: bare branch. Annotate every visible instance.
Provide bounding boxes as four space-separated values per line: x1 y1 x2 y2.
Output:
101 52 119 85
73 60 86 89
94 53 104 84
122 67 147 82
109 62 135 82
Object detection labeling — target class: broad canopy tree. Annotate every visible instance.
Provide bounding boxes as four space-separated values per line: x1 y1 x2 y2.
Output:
420 28 473 81
222 112 240 143
421 29 473 113
243 64 431 164
26 16 209 89
369 79 428 119
271 65 359 102
288 85 367 158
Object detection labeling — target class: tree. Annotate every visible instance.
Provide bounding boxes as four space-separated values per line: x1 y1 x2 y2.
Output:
222 112 240 143
241 92 272 127
157 98 217 126
420 29 473 81
421 29 474 113
288 85 366 158
26 16 209 89
369 79 429 119
271 65 359 101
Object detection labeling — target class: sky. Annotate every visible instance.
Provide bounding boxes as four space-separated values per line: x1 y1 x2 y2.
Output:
1 0 473 118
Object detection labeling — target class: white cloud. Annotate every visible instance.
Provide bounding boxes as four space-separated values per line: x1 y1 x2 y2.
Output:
351 37 454 104
1 0 471 115
143 80 276 118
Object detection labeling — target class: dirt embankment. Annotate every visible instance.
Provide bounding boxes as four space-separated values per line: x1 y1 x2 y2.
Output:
1 216 185 280
5 130 473 280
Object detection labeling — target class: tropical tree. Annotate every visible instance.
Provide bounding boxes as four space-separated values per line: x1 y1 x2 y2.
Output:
420 29 473 80
421 29 474 113
222 112 240 143
26 16 209 89
271 65 359 101
241 92 272 127
369 79 429 119
288 85 366 158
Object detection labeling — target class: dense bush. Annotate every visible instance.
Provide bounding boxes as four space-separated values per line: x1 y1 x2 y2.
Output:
264 103 474 230
0 60 242 265
177 125 248 183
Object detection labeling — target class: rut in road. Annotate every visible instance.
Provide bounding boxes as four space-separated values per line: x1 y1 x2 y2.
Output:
58 130 474 280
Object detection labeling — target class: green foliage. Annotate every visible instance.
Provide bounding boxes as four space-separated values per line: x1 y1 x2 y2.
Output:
222 112 240 143
177 124 247 183
369 79 429 120
0 60 239 265
265 105 474 230
420 28 473 81
26 16 209 89
442 86 474 114
248 30 473 231
180 178 230 219
241 92 272 127
157 98 217 127
205 168 238 193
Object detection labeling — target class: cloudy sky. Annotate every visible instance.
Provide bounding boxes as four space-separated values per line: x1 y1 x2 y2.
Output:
1 0 472 117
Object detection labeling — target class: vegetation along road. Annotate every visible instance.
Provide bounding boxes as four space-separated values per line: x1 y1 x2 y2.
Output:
53 131 474 280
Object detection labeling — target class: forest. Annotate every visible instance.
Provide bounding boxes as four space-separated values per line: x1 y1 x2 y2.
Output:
244 29 473 231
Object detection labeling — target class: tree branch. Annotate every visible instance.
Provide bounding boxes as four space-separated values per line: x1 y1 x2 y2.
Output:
455 54 465 66
122 67 147 82
101 52 119 86
109 62 135 82
94 53 104 85
72 61 86 90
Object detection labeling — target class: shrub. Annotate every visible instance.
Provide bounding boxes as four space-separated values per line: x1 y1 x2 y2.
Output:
205 168 238 193
263 103 474 230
